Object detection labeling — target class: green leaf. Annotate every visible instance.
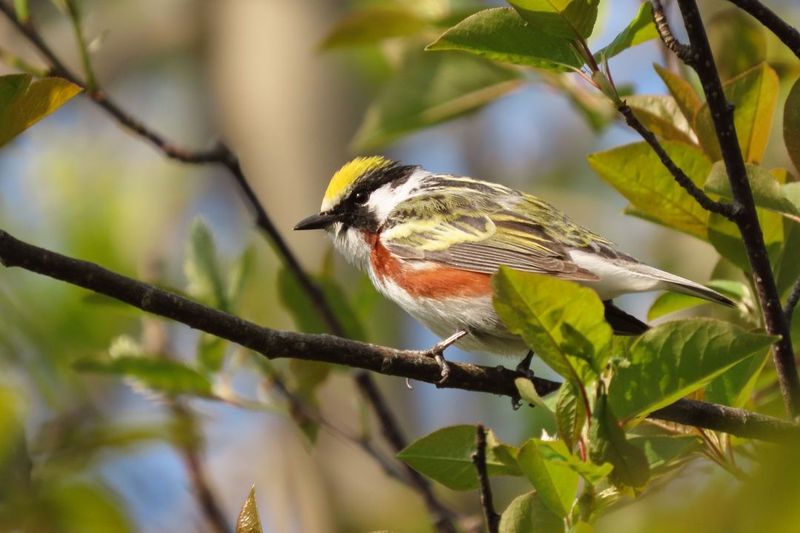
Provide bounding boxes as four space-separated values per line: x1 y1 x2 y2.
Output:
318 6 427 50
493 268 613 384
590 388 650 488
595 3 657 60
775 219 800 298
532 438 612 485
705 346 769 407
499 491 564 533
704 162 800 218
587 141 712 240
628 435 702 470
694 63 779 163
228 246 255 309
706 9 766 81
74 356 213 397
509 0 600 40
517 439 579 517
426 8 583 71
783 77 800 174
707 206 784 272
608 319 777 420
647 279 747 320
40 482 133 533
396 425 520 491
555 380 586 451
654 64 702 125
0 385 24 465
197 334 226 374
352 50 521 150
184 219 229 311
277 267 366 340
624 94 695 144
516 377 555 414
0 74 81 148
236 486 263 533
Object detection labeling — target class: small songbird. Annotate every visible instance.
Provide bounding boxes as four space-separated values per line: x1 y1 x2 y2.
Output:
294 156 733 376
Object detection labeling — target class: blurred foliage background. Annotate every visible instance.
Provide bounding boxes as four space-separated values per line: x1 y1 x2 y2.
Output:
0 0 799 532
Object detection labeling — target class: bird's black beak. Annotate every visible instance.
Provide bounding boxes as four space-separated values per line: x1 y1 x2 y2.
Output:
293 212 337 231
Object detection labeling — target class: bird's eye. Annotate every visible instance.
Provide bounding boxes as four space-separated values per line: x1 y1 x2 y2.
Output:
354 191 369 205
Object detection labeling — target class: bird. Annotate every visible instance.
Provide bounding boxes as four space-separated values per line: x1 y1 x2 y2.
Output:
294 156 734 380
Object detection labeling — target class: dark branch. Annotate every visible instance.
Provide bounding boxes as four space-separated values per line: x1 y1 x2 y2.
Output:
1 229 799 442
617 103 735 218
0 2 452 523
785 277 800 326
674 0 800 418
725 0 800 60
472 425 499 533
651 0 694 64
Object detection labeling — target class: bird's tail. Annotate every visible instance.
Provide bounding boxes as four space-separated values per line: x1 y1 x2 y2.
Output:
629 263 736 307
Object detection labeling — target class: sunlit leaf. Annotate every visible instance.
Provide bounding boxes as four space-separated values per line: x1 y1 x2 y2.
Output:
396 425 520 490
704 162 800 218
784 77 800 173
0 385 24 465
197 334 226 374
508 0 600 40
707 204 784 272
588 141 712 239
530 438 612 484
74 356 213 397
426 8 582 71
654 64 702 125
515 377 555 414
694 63 779 163
39 482 133 533
595 2 657 60
0 74 81 148
517 439 579 517
590 388 649 488
706 9 766 81
775 219 800 298
624 94 695 144
608 319 776 420
493 268 613 384
318 6 427 49
499 491 564 533
236 486 263 533
352 51 522 150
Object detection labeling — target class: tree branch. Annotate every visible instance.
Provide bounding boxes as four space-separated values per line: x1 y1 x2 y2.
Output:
651 0 694 64
617 102 735 218
674 0 800 418
725 0 800 60
0 3 455 524
1 228 799 442
472 425 499 533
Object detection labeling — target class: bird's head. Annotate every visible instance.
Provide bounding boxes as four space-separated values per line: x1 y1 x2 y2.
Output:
294 156 419 268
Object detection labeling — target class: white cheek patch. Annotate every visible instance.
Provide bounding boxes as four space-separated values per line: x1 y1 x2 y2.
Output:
328 222 372 272
367 169 427 224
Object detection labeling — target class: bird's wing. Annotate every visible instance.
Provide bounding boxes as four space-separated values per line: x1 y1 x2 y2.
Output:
380 189 601 281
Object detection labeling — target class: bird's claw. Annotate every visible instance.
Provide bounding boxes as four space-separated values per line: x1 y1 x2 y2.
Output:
423 330 467 386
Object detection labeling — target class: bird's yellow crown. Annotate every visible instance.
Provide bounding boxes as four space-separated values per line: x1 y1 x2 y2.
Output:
322 156 392 210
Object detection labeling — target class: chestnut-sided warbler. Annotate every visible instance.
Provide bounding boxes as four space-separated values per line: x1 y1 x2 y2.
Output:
294 156 733 374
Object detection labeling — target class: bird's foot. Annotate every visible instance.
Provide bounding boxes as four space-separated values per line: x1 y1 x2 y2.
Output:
421 330 467 386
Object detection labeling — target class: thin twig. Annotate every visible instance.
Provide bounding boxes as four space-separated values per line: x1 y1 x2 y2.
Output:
674 0 800 418
651 0 694 64
472 425 499 533
725 0 800 60
0 3 456 525
784 277 800 325
617 102 735 218
2 228 799 442
64 0 96 91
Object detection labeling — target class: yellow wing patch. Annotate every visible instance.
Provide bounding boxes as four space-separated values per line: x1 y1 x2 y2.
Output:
322 156 392 209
